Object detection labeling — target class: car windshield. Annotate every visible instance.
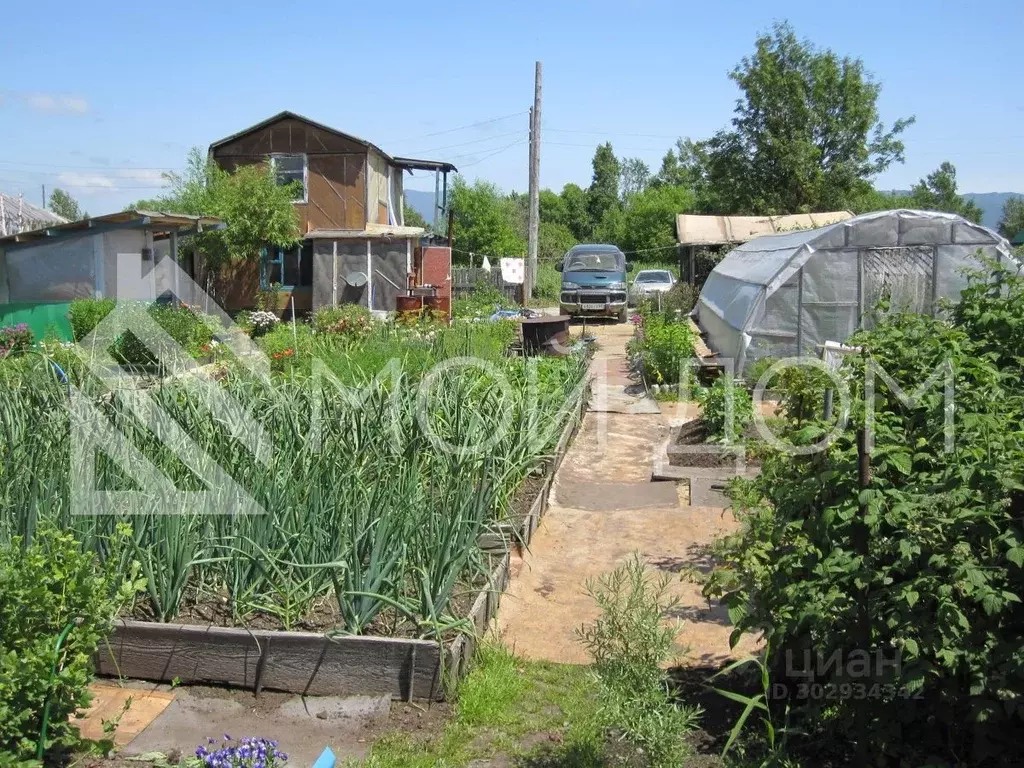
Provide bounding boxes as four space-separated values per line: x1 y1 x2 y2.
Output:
563 251 624 272
636 271 671 283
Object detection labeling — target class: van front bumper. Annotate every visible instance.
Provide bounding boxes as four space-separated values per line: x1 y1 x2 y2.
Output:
560 290 628 317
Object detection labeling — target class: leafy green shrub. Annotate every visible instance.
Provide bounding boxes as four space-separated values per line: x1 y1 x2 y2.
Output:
257 322 313 371
453 285 514 320
534 261 562 303
698 374 754 439
0 527 144 762
68 298 116 342
705 280 1024 764
311 304 372 338
0 323 33 358
68 299 216 367
747 357 833 425
113 304 215 366
662 281 699 317
577 554 698 767
630 314 695 385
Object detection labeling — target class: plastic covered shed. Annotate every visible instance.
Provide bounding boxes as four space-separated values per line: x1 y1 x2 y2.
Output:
695 209 1014 371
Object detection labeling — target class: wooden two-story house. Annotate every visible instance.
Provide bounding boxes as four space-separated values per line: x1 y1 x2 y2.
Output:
205 111 454 315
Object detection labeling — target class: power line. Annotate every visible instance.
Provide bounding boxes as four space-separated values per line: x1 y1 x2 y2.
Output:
545 127 683 140
456 140 528 167
412 130 524 155
545 140 665 153
390 111 528 144
0 159 181 172
0 177 167 190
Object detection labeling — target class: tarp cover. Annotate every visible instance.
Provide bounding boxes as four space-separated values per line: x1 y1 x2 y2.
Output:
695 210 1014 370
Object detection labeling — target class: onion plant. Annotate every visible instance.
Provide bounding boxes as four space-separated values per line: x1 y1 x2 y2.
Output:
0 322 586 639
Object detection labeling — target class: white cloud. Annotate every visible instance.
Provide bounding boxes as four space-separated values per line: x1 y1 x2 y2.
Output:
57 172 116 189
22 92 89 115
56 168 169 192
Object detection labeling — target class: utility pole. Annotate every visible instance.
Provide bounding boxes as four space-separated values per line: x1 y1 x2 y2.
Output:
526 61 542 302
42 184 46 209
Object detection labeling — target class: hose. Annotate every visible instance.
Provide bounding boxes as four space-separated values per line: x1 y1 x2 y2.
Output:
37 618 80 761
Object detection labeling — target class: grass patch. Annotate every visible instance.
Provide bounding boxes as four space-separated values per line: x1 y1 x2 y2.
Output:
359 643 604 767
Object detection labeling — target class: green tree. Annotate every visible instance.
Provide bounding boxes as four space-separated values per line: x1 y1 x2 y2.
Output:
48 188 86 221
617 185 695 255
538 220 577 264
402 196 428 229
997 196 1024 240
651 139 702 190
448 177 526 262
129 147 302 269
559 183 592 241
619 157 651 201
539 188 567 226
848 186 914 215
692 22 913 214
588 143 620 229
908 161 982 223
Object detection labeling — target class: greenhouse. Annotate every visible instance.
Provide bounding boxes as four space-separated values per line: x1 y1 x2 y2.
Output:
694 209 1015 370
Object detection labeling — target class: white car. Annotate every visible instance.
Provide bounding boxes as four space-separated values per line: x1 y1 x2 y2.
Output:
630 269 675 303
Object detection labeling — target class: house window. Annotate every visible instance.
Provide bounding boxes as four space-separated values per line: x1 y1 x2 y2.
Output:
270 154 307 202
261 242 313 289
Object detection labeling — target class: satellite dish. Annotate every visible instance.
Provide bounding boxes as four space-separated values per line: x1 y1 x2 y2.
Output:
345 271 368 287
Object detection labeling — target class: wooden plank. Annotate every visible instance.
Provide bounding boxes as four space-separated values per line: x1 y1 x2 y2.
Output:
261 632 442 700
76 685 175 747
96 622 264 689
97 621 444 700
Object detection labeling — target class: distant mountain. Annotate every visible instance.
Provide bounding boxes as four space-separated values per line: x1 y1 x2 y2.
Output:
963 193 1023 231
404 189 437 225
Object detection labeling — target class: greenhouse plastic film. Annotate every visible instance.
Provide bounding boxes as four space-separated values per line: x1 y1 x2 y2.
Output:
695 210 1014 372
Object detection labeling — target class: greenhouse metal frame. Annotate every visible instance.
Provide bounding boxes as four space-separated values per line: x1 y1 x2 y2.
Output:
695 209 1015 371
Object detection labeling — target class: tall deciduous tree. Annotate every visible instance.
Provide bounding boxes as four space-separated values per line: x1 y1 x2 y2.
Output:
615 185 695 255
588 143 620 231
692 22 913 214
48 188 86 221
909 162 982 223
448 177 526 262
129 147 302 269
997 197 1024 240
559 183 592 241
619 157 651 201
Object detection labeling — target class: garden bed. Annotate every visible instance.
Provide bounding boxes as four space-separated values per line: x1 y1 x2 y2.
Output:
667 419 763 469
94 382 589 701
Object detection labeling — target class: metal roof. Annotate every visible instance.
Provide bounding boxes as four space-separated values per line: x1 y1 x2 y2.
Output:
208 112 456 174
0 210 224 247
208 110 394 161
392 157 458 173
676 211 855 246
307 223 425 240
0 192 66 236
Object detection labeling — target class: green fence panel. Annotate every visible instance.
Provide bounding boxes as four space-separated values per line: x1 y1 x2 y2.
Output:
0 302 74 342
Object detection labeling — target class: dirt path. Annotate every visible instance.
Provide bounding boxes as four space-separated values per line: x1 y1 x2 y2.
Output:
495 322 757 666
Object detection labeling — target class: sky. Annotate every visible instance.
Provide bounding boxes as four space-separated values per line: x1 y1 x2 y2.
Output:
1 0 1021 216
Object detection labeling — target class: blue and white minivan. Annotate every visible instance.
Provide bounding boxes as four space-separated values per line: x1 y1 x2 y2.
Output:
556 244 633 323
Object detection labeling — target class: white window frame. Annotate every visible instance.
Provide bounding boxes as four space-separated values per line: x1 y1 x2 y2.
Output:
269 153 308 203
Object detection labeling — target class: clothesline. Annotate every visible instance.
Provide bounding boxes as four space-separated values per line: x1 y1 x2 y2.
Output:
449 242 680 263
